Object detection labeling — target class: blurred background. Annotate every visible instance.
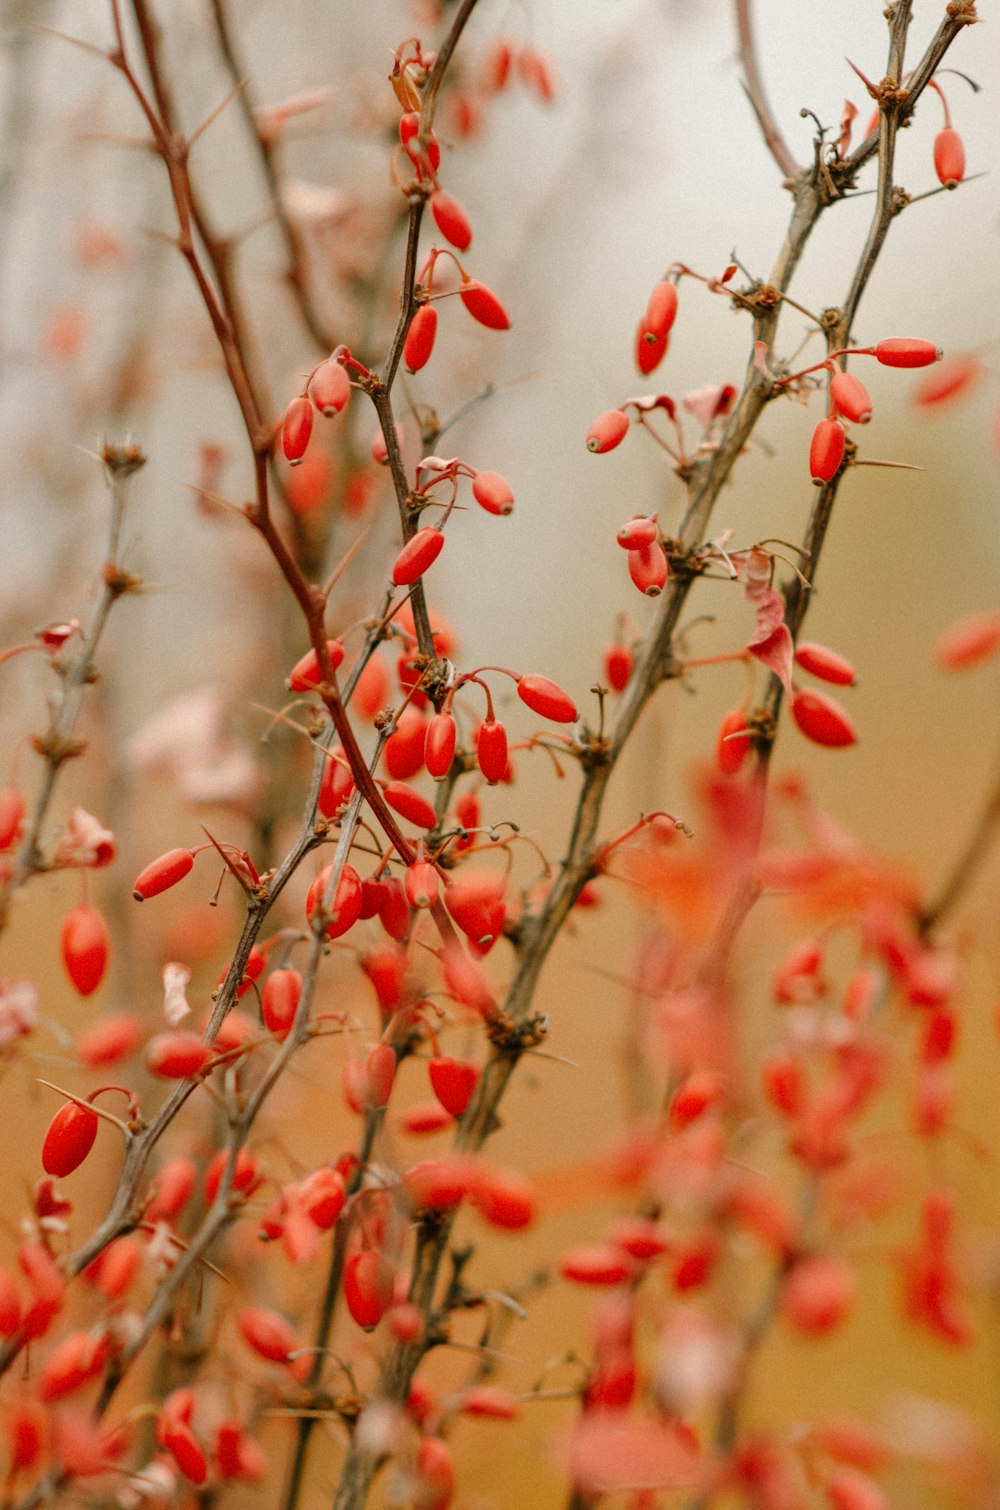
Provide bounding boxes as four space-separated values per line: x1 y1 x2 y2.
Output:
0 1 998 1504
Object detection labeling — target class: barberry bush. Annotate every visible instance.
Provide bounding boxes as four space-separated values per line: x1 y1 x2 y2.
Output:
0 2 998 1507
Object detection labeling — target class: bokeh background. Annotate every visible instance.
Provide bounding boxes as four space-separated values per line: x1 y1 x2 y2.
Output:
0 1 999 1504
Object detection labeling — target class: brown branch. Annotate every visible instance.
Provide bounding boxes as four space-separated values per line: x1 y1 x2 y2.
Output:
734 0 800 182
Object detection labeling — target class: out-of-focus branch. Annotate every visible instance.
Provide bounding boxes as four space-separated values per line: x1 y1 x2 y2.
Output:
734 0 799 183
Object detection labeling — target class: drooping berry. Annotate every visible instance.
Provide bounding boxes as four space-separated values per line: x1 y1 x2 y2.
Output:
146 1031 214 1079
794 642 857 686
132 848 194 901
287 639 345 692
935 611 1000 671
281 395 313 465
42 1100 99 1177
809 418 846 485
261 969 303 1040
627 541 669 597
471 470 514 516
645 279 679 340
392 527 445 586
476 719 508 783
460 280 511 330
635 320 667 375
430 189 473 251
716 709 751 775
830 369 872 425
403 304 438 373
343 1250 391 1330
791 688 857 748
60 905 110 996
309 360 351 416
404 857 439 909
933 127 965 186
305 863 363 938
586 410 629 454
429 1056 480 1116
382 781 438 830
604 642 633 692
517 673 577 723
424 712 457 779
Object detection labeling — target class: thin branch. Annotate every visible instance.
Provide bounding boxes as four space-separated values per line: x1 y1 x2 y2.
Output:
734 0 800 182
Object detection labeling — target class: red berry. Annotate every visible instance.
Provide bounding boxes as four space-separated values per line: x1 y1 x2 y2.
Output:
382 781 437 830
460 1385 520 1420
627 540 669 596
42 1100 99 1177
383 706 427 781
238 1306 299 1364
429 1056 480 1116
444 868 505 950
471 470 514 515
635 319 667 375
586 410 629 454
933 126 965 186
160 1420 208 1485
873 338 941 369
343 1250 390 1329
60 905 110 996
791 688 857 748
261 968 303 1039
716 709 751 775
829 369 872 425
76 1012 142 1067
305 862 363 938
781 1252 856 1335
794 641 857 686
517 673 577 723
476 718 508 784
470 1165 537 1229
809 418 846 484
281 395 313 465
460 280 511 330
616 515 657 550
377 875 411 941
425 712 457 779
404 304 438 373
132 847 194 901
405 858 439 909
604 643 633 692
287 639 345 692
319 745 355 818
147 1156 198 1221
145 1030 214 1079
913 352 981 408
645 279 679 339
430 189 472 251
309 360 351 415
0 788 24 850
392 526 445 586
204 1147 259 1206
559 1243 632 1286
935 611 1000 671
